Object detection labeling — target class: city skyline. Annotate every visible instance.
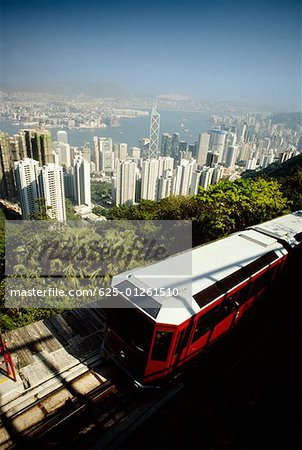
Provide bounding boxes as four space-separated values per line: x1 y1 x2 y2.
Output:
1 0 301 110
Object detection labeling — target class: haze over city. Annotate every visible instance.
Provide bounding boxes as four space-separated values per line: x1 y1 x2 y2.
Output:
1 0 301 110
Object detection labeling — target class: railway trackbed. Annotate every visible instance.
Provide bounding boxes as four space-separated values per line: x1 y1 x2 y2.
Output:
0 362 183 449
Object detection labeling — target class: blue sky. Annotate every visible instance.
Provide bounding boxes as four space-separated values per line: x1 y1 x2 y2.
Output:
1 0 301 109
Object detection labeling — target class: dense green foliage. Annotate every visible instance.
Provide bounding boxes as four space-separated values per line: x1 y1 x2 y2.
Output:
107 177 290 244
242 154 302 210
91 180 113 207
65 198 81 220
29 198 50 220
1 166 301 331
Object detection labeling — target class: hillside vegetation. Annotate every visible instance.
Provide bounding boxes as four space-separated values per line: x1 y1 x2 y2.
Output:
0 157 301 331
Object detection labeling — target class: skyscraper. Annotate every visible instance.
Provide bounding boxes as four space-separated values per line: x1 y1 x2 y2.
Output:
98 138 113 173
14 158 40 219
73 155 91 207
115 160 137 206
39 163 66 222
209 129 227 163
53 141 72 169
179 141 188 152
64 168 75 199
157 156 174 177
200 167 214 190
206 152 219 167
197 133 210 166
189 143 198 159
141 159 159 201
81 143 91 162
23 129 53 166
222 131 237 163
92 136 100 171
173 159 195 196
157 170 173 201
160 133 172 156
57 130 68 144
211 166 224 185
224 145 238 170
0 132 15 199
149 108 160 158
117 143 128 161
190 170 202 195
130 147 141 159
171 133 180 160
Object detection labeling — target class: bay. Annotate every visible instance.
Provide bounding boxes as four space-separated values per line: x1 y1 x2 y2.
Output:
0 110 213 148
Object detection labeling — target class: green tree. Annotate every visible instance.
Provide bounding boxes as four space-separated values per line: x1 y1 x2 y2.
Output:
193 178 289 244
29 198 50 220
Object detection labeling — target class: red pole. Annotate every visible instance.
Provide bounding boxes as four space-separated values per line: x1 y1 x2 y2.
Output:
0 335 17 382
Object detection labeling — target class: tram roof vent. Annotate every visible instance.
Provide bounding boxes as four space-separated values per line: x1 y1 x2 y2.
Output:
239 230 276 247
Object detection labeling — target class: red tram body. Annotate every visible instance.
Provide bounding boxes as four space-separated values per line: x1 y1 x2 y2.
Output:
105 212 302 387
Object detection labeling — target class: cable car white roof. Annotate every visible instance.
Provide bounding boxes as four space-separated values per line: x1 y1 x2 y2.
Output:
112 212 302 326
251 211 302 247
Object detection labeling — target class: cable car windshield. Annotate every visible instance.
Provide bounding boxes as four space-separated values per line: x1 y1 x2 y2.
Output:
107 294 154 354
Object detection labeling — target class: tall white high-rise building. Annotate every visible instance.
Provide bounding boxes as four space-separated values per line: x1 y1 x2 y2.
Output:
222 132 237 162
53 141 72 169
157 170 173 201
197 133 210 166
98 138 113 173
117 143 128 161
200 167 214 190
173 159 195 196
115 160 137 206
39 163 66 222
225 145 238 170
81 144 90 162
190 170 202 195
57 130 68 144
141 158 160 200
130 147 141 158
149 108 160 158
211 166 224 185
246 158 257 170
14 158 40 219
260 150 275 169
73 155 91 207
209 129 227 162
92 136 100 171
239 122 247 143
157 156 174 177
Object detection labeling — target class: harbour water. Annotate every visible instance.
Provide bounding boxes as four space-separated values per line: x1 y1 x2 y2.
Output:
0 110 213 148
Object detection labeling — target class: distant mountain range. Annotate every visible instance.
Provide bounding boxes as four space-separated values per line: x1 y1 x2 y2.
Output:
0 81 127 98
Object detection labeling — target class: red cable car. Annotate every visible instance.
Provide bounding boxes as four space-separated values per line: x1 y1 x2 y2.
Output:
105 212 302 387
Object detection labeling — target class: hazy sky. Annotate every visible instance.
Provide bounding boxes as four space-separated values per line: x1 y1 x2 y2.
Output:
1 0 301 109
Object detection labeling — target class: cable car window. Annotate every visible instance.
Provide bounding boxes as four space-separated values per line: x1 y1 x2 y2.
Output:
243 252 276 278
116 280 161 319
218 269 248 293
219 295 238 319
107 295 154 353
249 270 270 297
236 283 251 305
175 329 186 356
193 283 223 308
175 320 194 355
151 331 173 361
193 306 220 342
